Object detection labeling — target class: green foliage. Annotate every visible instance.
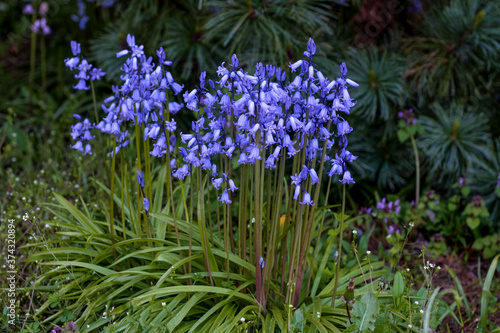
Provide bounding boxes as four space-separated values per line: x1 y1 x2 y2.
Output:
349 291 379 332
27 181 386 331
204 0 336 69
480 254 500 330
472 234 500 259
418 102 492 189
349 131 414 190
404 0 500 103
469 139 500 228
347 47 406 122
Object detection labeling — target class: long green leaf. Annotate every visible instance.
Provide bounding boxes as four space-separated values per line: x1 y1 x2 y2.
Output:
480 254 500 330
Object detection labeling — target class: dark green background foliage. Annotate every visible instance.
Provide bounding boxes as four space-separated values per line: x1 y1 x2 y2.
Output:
1 0 499 224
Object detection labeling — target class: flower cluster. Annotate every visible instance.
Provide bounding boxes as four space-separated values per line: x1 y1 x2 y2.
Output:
136 171 150 212
398 108 417 126
65 41 107 154
66 34 185 158
71 0 89 30
65 41 106 91
174 38 358 205
26 2 51 35
376 197 401 215
66 36 358 207
97 34 184 157
71 0 115 30
70 114 94 155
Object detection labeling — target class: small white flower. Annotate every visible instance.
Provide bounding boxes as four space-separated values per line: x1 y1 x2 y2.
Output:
437 266 441 270
408 324 413 328
87 324 90 328
406 268 410 272
420 309 424 314
162 302 166 306
352 230 357 234
241 317 245 322
414 301 419 305
289 304 294 308
366 251 371 254
45 224 50 228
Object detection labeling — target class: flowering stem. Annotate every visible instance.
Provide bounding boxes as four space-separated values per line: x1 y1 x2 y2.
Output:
197 167 214 286
28 1 37 111
306 176 332 296
331 183 346 307
120 151 126 240
189 172 194 276
410 134 420 207
109 138 117 239
134 114 143 238
254 131 263 306
265 149 286 300
280 156 298 294
40 34 46 103
295 125 331 305
163 98 185 272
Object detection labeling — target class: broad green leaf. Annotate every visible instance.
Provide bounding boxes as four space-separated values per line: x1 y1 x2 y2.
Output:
466 217 480 229
480 254 500 330
397 129 410 143
392 272 404 301
351 291 379 332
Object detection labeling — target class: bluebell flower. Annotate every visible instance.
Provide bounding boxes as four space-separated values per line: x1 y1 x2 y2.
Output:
289 60 303 72
300 192 314 206
65 41 106 92
340 171 355 184
259 256 265 270
137 171 145 188
71 0 89 30
228 179 238 192
173 164 190 180
70 118 94 155
293 185 301 201
31 18 51 35
337 121 353 136
309 168 320 185
23 4 34 15
219 190 232 204
143 197 150 212
328 162 343 177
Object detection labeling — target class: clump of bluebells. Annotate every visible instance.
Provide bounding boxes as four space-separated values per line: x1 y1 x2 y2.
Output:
65 41 106 155
66 36 358 206
65 36 359 310
25 2 51 35
174 38 358 206
65 41 106 91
